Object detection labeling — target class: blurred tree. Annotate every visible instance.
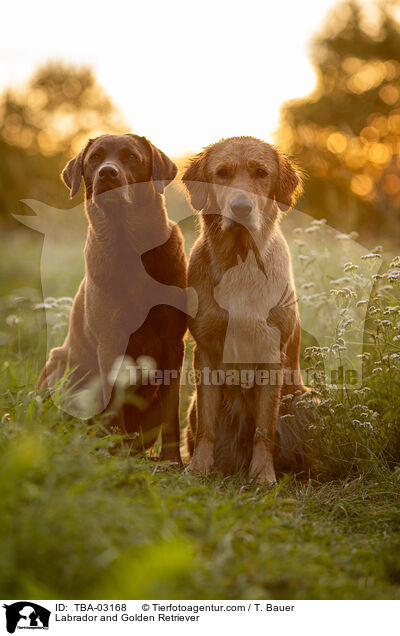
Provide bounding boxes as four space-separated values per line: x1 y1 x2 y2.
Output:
277 0 400 248
0 62 128 223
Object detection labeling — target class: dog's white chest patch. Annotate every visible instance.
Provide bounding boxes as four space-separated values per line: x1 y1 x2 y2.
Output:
213 250 282 364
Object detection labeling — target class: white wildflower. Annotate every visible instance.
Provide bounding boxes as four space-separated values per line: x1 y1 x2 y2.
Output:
361 253 382 261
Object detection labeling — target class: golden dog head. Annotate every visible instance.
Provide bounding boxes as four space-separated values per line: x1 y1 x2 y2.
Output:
183 136 301 232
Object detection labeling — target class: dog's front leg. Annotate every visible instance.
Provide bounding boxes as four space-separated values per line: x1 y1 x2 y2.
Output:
97 343 127 435
249 381 281 485
188 348 221 474
160 374 183 466
97 339 129 419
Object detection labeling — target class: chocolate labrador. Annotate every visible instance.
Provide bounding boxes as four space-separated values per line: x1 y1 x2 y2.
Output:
38 134 188 463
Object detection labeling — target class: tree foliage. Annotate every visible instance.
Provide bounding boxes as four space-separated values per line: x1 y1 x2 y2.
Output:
278 0 400 248
0 62 128 222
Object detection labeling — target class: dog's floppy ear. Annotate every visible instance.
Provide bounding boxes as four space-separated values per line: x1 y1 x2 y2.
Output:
274 150 302 212
61 139 94 198
61 150 84 199
61 139 95 198
182 151 209 211
141 137 178 193
61 149 86 199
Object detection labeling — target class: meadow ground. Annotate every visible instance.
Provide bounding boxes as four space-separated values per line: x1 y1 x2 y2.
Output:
1 205 400 600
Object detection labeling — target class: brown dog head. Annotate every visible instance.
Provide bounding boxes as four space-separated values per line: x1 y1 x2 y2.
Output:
61 134 178 206
182 136 301 232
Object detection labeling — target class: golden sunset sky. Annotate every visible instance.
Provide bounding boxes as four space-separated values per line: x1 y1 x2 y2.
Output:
1 0 375 156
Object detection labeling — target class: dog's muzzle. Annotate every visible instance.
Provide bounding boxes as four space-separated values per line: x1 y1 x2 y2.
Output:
93 163 132 205
94 163 125 193
230 196 253 219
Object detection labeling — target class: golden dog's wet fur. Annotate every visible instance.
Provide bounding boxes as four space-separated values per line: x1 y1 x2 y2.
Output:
183 136 308 484
37 134 187 464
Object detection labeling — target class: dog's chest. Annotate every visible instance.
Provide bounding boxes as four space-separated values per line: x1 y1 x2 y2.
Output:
212 253 283 364
214 253 277 321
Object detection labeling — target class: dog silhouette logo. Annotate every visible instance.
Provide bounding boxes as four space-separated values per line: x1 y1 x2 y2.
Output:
3 602 50 633
14 189 384 398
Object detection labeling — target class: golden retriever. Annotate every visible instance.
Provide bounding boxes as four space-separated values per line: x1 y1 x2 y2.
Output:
183 136 308 484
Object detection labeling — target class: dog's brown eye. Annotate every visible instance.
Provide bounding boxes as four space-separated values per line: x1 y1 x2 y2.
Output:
216 167 229 179
255 167 268 178
90 153 100 162
129 153 137 160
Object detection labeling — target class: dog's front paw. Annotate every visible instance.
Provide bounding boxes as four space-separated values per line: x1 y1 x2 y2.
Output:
188 442 214 474
249 459 277 486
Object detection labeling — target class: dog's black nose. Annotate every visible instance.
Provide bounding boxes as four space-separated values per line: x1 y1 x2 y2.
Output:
99 164 119 179
230 197 253 218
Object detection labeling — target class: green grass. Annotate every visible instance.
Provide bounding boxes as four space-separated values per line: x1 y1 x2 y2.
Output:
1 221 400 600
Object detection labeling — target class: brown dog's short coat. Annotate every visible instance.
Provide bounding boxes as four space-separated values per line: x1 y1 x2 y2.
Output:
38 134 187 463
183 136 308 484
